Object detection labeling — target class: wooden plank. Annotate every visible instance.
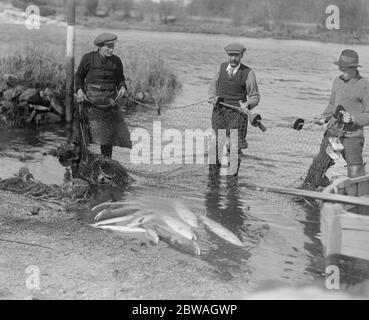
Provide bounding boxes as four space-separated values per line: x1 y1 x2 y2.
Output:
325 175 369 197
320 203 342 256
321 208 369 260
341 228 369 260
341 212 369 231
240 183 369 207
358 180 369 197
348 175 369 184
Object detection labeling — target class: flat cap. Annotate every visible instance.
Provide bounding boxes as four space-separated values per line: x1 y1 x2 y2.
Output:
94 33 118 46
224 43 246 54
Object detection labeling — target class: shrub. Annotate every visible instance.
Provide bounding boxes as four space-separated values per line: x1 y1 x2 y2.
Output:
0 46 181 107
85 0 98 16
0 46 66 98
122 48 182 105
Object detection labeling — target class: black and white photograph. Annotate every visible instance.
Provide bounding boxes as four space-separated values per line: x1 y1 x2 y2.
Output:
0 0 368 302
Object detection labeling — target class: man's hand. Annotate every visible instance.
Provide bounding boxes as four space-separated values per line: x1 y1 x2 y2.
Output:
239 101 249 113
341 111 355 124
76 89 86 103
117 87 126 99
313 115 328 125
208 95 218 106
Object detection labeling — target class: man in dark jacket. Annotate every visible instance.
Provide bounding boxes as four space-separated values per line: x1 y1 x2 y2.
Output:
208 43 261 175
74 32 132 158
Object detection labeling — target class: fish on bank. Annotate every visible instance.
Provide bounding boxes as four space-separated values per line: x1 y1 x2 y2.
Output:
199 215 243 247
173 201 199 228
156 214 197 241
125 214 155 228
145 228 160 245
95 224 147 235
90 198 244 255
148 223 201 256
91 214 137 227
91 201 130 213
94 206 140 222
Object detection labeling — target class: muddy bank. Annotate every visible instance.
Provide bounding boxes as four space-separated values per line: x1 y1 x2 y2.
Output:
0 190 255 300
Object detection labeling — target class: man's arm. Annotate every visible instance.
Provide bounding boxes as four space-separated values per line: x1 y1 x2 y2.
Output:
245 70 260 110
352 81 369 127
208 70 219 98
115 57 127 91
320 78 337 118
75 54 88 93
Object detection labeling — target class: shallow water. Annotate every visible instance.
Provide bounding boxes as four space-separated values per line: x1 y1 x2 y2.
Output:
1 25 369 287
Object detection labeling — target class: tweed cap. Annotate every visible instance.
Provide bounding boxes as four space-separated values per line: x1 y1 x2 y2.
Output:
224 43 246 54
334 49 362 68
94 33 118 47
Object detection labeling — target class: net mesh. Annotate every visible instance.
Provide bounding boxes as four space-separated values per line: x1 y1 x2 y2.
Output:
68 99 335 190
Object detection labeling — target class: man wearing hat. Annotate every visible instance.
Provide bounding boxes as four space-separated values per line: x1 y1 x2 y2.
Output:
304 49 369 187
208 42 261 175
74 32 132 159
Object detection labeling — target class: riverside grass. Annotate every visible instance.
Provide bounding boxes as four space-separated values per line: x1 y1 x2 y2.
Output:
0 46 66 98
0 45 181 106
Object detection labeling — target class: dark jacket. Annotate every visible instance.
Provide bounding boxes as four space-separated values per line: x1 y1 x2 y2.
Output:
75 51 127 92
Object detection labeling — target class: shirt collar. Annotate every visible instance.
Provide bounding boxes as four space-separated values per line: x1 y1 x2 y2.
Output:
339 72 362 83
226 63 241 74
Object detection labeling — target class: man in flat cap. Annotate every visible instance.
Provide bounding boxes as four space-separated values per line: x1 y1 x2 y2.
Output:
208 42 261 175
303 49 369 189
74 32 131 159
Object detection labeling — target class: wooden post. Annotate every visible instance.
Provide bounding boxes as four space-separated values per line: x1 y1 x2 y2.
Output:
65 0 75 123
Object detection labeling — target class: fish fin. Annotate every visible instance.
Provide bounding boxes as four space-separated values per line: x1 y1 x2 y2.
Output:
94 208 111 222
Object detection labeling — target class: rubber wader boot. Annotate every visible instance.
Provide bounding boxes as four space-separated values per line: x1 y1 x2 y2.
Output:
233 158 242 176
347 164 366 178
101 144 113 158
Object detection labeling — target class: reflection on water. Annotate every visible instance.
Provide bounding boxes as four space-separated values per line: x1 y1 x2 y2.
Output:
0 125 68 184
201 165 261 280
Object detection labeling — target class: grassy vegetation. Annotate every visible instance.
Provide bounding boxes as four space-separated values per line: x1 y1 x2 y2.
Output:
0 44 181 106
123 48 182 105
0 46 66 98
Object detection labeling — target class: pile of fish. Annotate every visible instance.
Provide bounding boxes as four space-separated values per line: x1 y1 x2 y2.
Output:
90 197 243 256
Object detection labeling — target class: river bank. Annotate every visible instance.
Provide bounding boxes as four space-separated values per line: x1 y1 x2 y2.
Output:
3 189 368 300
0 2 368 46
81 16 369 45
0 189 255 300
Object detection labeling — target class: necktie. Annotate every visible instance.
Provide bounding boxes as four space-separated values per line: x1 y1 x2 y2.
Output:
228 67 234 78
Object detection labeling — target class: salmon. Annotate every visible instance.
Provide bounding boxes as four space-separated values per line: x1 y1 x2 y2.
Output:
125 214 155 227
93 225 146 234
145 228 160 245
151 224 201 256
91 201 130 213
91 214 139 227
199 215 243 247
174 201 199 228
94 206 139 222
156 214 197 241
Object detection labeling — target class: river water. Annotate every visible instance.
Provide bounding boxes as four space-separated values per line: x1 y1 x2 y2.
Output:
1 25 369 288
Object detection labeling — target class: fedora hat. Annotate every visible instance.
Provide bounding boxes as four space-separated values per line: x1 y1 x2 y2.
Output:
333 49 362 68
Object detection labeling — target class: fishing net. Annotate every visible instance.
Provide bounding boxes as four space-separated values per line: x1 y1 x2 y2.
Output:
0 168 91 204
66 98 335 191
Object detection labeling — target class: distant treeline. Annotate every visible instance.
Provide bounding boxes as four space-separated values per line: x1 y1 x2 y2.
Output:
8 0 369 34
187 0 369 29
